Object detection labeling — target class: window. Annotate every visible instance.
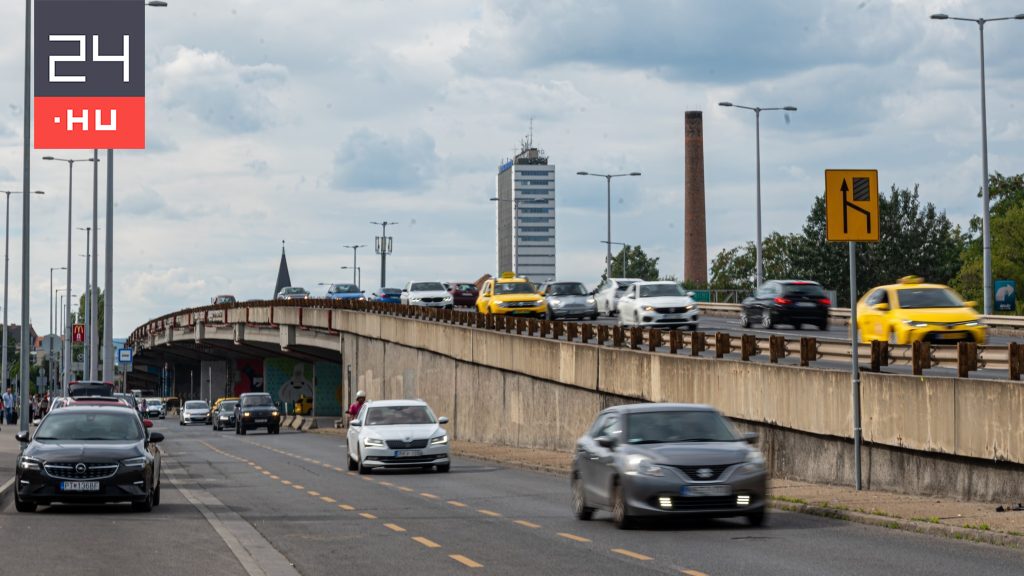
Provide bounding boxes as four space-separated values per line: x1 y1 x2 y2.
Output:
518 226 553 233
638 283 685 298
866 289 888 306
518 217 552 223
546 283 587 296
520 236 552 242
519 189 552 195
896 288 962 309
625 410 740 444
410 282 446 291
364 405 436 426
782 282 825 297
520 207 552 213
519 170 552 176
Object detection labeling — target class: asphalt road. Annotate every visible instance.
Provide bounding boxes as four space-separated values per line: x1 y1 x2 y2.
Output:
5 420 1022 575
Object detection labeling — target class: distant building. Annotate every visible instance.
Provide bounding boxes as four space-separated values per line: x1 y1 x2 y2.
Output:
274 241 291 298
495 139 556 282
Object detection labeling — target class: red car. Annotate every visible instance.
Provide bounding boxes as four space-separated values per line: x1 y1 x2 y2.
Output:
447 282 479 307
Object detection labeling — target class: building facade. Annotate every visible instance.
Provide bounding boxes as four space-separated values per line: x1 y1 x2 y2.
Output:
495 145 556 282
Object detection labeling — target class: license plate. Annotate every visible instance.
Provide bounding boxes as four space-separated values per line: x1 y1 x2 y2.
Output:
60 481 100 492
255 419 267 424
393 450 422 458
681 484 731 497
937 333 959 340
797 302 815 308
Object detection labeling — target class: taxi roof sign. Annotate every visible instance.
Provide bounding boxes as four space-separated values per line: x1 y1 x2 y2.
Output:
825 169 879 242
898 275 923 285
499 271 517 279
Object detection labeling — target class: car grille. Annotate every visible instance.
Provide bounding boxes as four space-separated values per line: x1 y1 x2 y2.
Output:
421 297 443 303
44 462 119 480
375 455 442 464
671 464 734 481
505 302 537 308
386 439 429 449
662 496 737 510
655 306 690 314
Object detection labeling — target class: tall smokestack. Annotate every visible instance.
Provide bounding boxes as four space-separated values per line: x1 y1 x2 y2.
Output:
684 111 707 285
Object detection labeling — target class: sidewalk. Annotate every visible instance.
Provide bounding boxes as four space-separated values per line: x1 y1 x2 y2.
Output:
0 422 25 507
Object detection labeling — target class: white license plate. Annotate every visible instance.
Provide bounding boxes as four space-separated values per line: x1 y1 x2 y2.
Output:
255 419 267 424
681 484 731 497
60 481 100 492
797 302 816 308
394 450 422 458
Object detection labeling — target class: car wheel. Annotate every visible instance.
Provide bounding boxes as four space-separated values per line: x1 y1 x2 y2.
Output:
347 452 358 471
761 312 773 329
132 489 154 513
792 322 802 330
544 308 553 321
179 420 184 426
746 508 766 527
153 483 161 507
611 481 633 529
436 463 451 473
739 311 750 328
357 449 371 475
634 312 641 326
589 313 598 321
234 424 239 435
14 489 37 513
688 323 698 331
571 474 594 521
817 321 828 331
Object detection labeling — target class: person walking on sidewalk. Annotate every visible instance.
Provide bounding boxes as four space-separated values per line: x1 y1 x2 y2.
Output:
2 386 15 425
344 390 367 427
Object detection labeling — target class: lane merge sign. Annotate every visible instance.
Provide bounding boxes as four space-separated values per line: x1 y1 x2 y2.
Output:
825 169 879 242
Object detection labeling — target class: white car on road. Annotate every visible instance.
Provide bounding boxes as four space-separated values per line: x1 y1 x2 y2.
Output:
400 281 454 309
347 399 450 474
617 281 699 330
593 277 643 316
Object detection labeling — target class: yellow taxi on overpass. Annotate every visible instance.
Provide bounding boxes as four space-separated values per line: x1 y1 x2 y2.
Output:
855 276 986 345
476 272 547 317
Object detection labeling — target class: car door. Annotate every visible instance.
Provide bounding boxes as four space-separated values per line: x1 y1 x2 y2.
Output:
347 406 366 461
589 414 622 507
476 281 492 313
746 283 767 321
575 414 606 503
859 288 890 341
618 285 637 324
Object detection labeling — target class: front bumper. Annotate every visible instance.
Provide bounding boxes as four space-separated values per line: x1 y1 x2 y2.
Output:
409 300 454 308
239 414 281 430
622 467 767 518
549 304 598 319
361 445 449 469
490 303 547 316
898 324 987 345
637 309 699 328
16 466 153 505
181 412 210 424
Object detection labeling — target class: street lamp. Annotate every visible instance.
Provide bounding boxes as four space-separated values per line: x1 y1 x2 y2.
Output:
371 221 398 288
55 288 70 392
343 244 366 288
340 266 362 288
576 171 641 280
718 102 797 288
600 241 628 277
49 267 65 394
0 189 43 397
931 13 1024 314
77 226 92 379
43 155 97 391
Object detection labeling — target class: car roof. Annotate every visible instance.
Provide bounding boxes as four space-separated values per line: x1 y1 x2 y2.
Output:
364 399 428 408
47 404 138 414
634 280 679 286
600 402 716 415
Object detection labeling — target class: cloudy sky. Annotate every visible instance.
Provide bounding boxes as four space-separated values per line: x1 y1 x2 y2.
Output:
0 0 1022 337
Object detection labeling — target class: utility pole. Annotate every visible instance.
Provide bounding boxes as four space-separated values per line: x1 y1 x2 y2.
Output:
371 221 397 288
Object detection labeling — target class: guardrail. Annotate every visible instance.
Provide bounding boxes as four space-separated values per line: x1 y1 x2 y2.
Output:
698 302 1024 330
129 298 1024 381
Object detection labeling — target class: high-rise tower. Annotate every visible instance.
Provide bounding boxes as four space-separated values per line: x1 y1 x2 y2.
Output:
495 138 556 281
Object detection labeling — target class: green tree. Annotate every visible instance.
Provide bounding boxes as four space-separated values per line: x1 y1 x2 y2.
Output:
953 172 1024 305
709 232 805 291
607 245 660 281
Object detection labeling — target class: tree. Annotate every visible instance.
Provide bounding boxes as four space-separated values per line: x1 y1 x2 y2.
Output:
607 245 660 281
709 232 805 291
954 172 1024 305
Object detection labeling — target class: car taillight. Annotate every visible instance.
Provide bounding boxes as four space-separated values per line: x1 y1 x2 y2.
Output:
774 297 792 305
818 298 831 306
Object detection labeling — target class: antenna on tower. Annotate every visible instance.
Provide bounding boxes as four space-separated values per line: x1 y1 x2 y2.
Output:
528 117 534 148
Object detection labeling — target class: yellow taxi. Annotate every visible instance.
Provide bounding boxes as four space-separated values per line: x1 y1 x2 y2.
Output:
211 396 240 418
476 272 547 317
856 276 986 345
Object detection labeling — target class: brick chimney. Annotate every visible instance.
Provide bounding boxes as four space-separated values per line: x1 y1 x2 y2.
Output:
684 111 707 285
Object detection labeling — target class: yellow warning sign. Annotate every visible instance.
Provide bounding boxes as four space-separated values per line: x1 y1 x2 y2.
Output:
825 169 879 242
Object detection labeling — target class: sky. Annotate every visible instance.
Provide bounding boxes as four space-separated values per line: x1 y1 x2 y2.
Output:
0 0 1022 337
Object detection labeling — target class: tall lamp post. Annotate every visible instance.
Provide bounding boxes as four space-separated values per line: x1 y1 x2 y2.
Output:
718 102 797 288
371 221 398 288
0 189 43 399
931 13 1024 314
55 288 69 393
77 226 91 380
343 244 366 288
340 266 362 289
49 267 65 393
576 171 641 280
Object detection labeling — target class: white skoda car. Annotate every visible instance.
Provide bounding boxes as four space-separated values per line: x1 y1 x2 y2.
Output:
347 399 450 474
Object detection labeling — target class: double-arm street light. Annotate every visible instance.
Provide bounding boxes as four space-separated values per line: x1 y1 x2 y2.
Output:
931 12 1024 315
0 189 43 398
77 227 92 379
343 244 366 288
718 102 797 289
576 171 641 281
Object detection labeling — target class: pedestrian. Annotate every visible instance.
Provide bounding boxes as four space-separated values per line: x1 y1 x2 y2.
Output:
30 394 39 422
345 390 367 426
1 386 14 425
40 392 50 417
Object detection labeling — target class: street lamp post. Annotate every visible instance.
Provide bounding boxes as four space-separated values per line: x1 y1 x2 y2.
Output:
600 241 628 277
340 266 362 288
49 267 65 393
343 244 366 288
718 102 797 288
0 189 43 399
371 221 398 288
931 13 1024 314
55 288 69 392
576 171 641 280
78 226 91 379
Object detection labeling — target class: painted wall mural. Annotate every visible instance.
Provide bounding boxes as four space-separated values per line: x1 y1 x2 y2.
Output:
264 358 342 416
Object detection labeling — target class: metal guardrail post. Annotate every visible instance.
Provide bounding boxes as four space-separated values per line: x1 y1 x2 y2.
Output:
566 322 578 342
691 332 704 356
912 341 931 374
1010 342 1022 381
527 319 537 336
628 327 641 350
612 326 624 347
669 330 680 354
800 337 816 367
552 321 564 339
958 342 978 378
596 325 608 345
768 335 785 363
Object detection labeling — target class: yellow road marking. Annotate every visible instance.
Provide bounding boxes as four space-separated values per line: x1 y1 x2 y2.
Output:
311 460 322 464
261 471 271 475
320 497 336 503
679 571 709 576
557 532 591 543
270 475 280 480
412 536 441 549
448 500 467 508
253 465 262 470
292 485 305 490
398 486 414 492
478 509 501 517
383 523 406 532
281 480 292 485
338 504 355 511
322 464 332 468
361 477 374 482
378 481 394 487
333 467 345 472
346 472 356 477
359 512 377 519
612 549 652 561
307 491 321 496
514 520 541 528
420 492 439 499
449 555 483 568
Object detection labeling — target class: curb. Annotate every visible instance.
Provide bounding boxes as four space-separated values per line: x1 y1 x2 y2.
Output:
770 499 1024 550
0 476 13 509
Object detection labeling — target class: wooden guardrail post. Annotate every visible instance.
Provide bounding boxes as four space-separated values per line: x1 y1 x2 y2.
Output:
957 342 978 378
1010 342 1022 381
691 331 705 356
768 335 785 363
648 329 662 352
627 327 640 349
799 337 816 367
740 334 757 361
580 323 592 344
566 322 578 342
912 340 931 374
596 325 608 345
552 321 564 339
512 318 522 334
612 326 624 347
870 340 882 372
715 332 730 358
668 330 680 354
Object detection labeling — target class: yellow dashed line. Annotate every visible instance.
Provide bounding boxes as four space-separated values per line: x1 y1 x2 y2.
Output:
346 472 356 477
261 471 271 476
383 523 406 533
253 466 263 470
679 570 709 576
412 536 441 549
333 467 345 472
612 549 652 561
557 532 591 543
449 555 483 568
270 475 280 480
322 464 332 469
420 492 439 499
311 460 322 464
321 497 336 503
514 520 541 529
292 485 305 490
478 509 501 517
398 486 414 492
361 477 374 482
307 491 321 496
281 480 292 485
378 481 394 487
359 512 377 520
448 501 467 508
338 504 355 511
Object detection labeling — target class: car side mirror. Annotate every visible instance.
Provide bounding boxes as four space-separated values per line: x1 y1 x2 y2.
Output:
964 300 977 309
143 419 153 428
743 432 759 445
350 419 362 427
149 432 164 443
595 435 616 449
437 416 449 424
874 303 890 311
686 291 695 297
15 431 29 443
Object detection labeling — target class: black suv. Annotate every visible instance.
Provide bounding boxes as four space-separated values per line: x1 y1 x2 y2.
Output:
740 280 831 330
235 393 281 435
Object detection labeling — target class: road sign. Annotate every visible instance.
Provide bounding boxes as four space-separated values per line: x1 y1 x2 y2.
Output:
825 170 879 242
33 0 146 149
995 280 1016 312
72 323 86 343
117 348 133 364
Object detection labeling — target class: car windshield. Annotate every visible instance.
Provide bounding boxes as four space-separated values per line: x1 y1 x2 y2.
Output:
184 401 209 410
34 411 144 441
625 410 740 444
782 283 826 297
494 282 536 295
410 282 445 291
614 280 638 290
220 401 238 412
547 283 587 296
241 395 274 407
896 288 963 309
380 288 401 295
364 405 436 426
455 283 476 291
146 398 162 404
638 284 685 298
331 284 359 293
283 287 305 294
215 296 235 304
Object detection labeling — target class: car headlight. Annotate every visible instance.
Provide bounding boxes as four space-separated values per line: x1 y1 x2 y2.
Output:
243 411 252 417
18 456 42 471
534 300 545 306
586 297 596 304
122 456 148 469
549 299 562 307
902 320 928 328
410 297 421 302
271 411 279 417
684 304 696 311
363 437 385 447
738 449 765 475
624 454 663 477
443 295 453 301
642 305 656 312
430 434 448 445
497 302 509 308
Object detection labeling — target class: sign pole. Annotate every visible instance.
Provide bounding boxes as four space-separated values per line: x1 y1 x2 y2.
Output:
849 241 862 490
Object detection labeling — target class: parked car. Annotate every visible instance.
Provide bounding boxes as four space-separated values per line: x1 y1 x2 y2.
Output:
475 273 546 317
179 400 211 425
347 399 450 474
539 281 598 321
212 294 236 305
276 286 310 300
325 283 364 300
372 287 403 304
67 380 115 398
855 276 986 345
213 400 239 431
113 392 140 413
14 405 163 512
616 281 699 329
235 392 281 435
446 282 479 307
572 403 767 529
144 398 166 419
400 281 454 309
593 277 643 316
740 280 830 330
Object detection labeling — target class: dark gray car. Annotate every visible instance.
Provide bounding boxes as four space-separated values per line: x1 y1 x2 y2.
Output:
539 281 598 320
572 403 767 529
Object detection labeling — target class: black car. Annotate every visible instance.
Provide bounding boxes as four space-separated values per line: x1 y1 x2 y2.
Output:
213 400 239 431
740 280 831 330
14 405 163 513
235 393 281 435
68 380 116 398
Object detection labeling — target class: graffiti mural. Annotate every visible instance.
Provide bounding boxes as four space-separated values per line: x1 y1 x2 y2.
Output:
264 359 342 416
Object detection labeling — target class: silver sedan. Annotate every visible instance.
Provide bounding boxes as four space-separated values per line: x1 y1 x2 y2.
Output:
347 399 450 474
